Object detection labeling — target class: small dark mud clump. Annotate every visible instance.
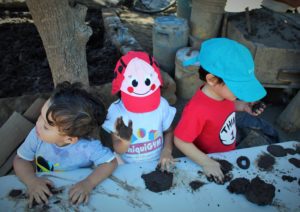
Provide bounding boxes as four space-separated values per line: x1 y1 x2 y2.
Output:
257 153 275 171
142 169 173 192
207 159 233 184
216 159 233 175
245 176 275 206
288 158 300 168
285 148 296 155
282 175 297 182
8 189 23 198
267 145 287 157
227 178 250 194
189 180 205 191
236 156 250 169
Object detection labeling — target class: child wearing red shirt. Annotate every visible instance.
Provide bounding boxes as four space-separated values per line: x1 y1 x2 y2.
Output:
174 38 266 183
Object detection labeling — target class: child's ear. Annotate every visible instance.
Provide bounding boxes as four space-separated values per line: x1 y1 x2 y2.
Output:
65 136 78 144
206 74 219 86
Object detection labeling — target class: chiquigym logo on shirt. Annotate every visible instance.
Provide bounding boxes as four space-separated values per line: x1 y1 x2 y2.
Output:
127 136 162 154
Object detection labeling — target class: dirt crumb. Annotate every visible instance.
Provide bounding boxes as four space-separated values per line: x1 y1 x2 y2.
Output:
288 158 300 168
257 153 275 171
245 176 275 206
227 178 250 194
267 145 287 157
142 169 173 192
189 180 205 191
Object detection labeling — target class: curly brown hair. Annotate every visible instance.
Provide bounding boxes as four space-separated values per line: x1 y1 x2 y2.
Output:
46 81 106 140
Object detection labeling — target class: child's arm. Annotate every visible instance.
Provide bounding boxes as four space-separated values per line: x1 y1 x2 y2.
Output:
174 136 224 183
159 126 175 172
69 158 117 205
235 100 265 116
13 155 53 208
112 117 133 154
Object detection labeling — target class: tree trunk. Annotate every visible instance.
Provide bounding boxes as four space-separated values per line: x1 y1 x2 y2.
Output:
26 0 92 87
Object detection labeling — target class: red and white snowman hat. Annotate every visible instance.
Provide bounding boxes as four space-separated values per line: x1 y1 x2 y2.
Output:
112 51 163 113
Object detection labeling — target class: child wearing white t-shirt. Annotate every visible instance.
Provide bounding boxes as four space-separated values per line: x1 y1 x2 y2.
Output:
102 51 176 171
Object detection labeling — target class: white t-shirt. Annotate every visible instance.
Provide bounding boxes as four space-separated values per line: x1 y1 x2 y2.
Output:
102 97 176 163
17 128 115 172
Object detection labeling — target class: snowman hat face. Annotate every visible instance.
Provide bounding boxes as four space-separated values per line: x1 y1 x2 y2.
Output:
112 51 163 96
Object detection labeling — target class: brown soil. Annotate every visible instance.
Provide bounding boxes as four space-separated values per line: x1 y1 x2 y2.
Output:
229 8 300 49
207 159 233 184
288 158 300 168
267 145 287 157
257 153 275 171
215 159 233 175
0 8 118 98
227 177 250 194
141 169 173 192
236 156 250 169
285 148 296 155
228 176 275 206
8 189 22 198
281 175 297 182
245 176 275 206
189 180 205 191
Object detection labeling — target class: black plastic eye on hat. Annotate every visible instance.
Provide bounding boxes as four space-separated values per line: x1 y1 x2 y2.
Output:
145 78 151 86
132 79 138 87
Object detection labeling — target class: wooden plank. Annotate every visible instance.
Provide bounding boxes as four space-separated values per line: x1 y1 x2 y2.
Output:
23 97 46 123
0 112 34 167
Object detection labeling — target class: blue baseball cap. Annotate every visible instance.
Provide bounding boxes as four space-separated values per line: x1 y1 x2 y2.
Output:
183 38 266 102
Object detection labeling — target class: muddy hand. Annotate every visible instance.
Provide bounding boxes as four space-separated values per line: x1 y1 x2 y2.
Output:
251 101 266 115
115 117 133 141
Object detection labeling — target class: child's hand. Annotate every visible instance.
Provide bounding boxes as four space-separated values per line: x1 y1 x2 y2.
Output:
115 117 133 142
235 100 266 116
69 179 93 205
202 157 224 184
250 101 266 115
26 176 53 208
158 148 177 172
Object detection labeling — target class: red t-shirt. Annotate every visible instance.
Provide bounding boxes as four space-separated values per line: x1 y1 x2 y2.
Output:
174 89 236 153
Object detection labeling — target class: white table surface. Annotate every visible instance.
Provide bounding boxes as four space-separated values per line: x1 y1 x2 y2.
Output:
0 141 299 212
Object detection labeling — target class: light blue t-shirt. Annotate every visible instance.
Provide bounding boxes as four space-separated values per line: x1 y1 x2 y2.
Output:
17 128 115 172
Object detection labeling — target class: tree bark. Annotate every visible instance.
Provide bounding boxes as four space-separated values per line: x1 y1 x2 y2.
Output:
26 0 92 87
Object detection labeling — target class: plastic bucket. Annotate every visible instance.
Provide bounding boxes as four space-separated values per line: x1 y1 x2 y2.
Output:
153 16 189 77
175 47 203 99
190 0 227 40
